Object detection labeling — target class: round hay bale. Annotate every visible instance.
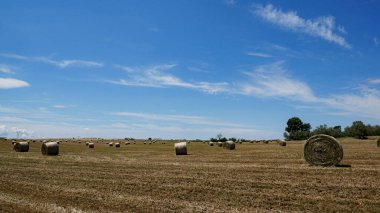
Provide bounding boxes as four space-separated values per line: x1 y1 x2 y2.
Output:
217 142 223 147
85 142 89 146
174 142 187 155
279 141 287 146
109 142 113 147
209 142 214 146
304 134 343 167
115 143 120 148
377 138 380 147
13 141 29 152
224 141 235 150
41 142 59 156
88 143 95 148
125 142 130 145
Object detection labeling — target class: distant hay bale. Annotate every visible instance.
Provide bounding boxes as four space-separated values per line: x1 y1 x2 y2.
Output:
13 142 29 152
41 142 59 156
263 141 269 144
174 142 187 155
217 142 223 147
304 134 343 167
88 143 95 148
85 142 89 146
377 138 380 147
279 141 287 146
125 142 130 145
209 142 214 146
224 141 235 150
109 142 113 147
115 143 120 148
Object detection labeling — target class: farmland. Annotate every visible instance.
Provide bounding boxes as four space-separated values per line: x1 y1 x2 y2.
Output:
0 138 380 212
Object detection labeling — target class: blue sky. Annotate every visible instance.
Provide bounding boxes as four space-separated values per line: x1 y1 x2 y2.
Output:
1 0 380 139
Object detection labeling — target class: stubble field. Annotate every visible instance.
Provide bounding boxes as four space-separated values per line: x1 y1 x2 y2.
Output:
0 138 379 212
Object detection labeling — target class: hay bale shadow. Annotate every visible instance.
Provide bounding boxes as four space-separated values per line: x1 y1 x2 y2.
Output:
335 164 352 168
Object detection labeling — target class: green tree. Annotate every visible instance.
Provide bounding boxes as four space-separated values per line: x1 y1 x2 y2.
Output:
284 117 311 140
345 121 368 139
312 125 344 138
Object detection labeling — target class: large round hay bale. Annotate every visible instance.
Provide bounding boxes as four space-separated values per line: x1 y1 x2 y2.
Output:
14 142 29 152
377 138 380 147
41 142 59 156
279 141 287 146
115 143 120 148
217 142 223 147
224 141 235 150
304 134 343 167
109 142 113 147
88 143 95 148
174 142 187 155
85 142 89 146
209 142 214 146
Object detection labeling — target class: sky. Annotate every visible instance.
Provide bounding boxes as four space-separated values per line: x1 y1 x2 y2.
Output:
1 0 380 139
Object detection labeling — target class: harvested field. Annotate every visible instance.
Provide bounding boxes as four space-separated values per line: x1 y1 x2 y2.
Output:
0 138 380 212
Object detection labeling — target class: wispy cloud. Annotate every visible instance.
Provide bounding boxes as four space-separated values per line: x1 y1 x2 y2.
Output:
52 104 75 109
247 52 273 58
111 111 254 128
0 64 15 74
0 78 30 89
37 57 103 68
224 0 236 5
369 78 380 84
374 37 380 46
240 61 317 102
322 87 380 120
1 53 103 68
111 64 230 94
252 3 351 48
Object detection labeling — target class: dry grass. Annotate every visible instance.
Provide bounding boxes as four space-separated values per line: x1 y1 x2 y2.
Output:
0 138 379 212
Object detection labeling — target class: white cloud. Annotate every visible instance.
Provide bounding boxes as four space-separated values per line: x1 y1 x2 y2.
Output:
247 52 273 58
0 64 15 74
322 88 380 120
0 124 34 138
240 61 317 102
253 4 351 48
1 53 103 68
0 78 30 89
369 78 380 84
111 64 230 94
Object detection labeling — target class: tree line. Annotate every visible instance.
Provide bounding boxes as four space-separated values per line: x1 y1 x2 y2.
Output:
284 117 380 140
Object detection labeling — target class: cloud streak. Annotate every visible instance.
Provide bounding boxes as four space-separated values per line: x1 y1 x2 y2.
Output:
247 52 273 58
111 64 230 94
252 3 351 48
0 78 30 89
1 53 103 68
